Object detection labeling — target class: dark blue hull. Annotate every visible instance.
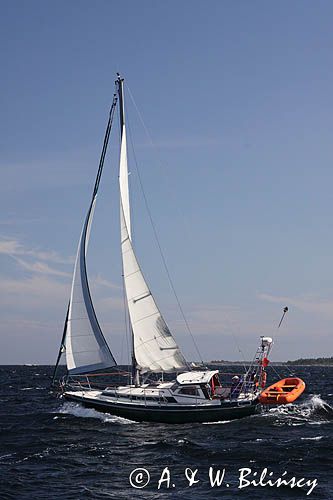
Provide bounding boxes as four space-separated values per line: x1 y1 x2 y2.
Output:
64 393 261 424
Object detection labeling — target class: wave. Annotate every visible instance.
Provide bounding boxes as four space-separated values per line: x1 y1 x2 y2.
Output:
264 395 333 423
56 402 135 425
20 387 45 391
202 420 232 425
301 436 323 441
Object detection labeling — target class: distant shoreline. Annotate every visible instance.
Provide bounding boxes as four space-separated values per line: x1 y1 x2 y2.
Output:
1 359 332 367
210 358 333 367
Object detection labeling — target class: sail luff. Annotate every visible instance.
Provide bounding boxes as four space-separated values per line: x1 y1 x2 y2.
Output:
119 124 132 239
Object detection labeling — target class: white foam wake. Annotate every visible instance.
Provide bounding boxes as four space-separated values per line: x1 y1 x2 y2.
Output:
265 395 332 421
301 436 323 441
56 402 135 425
202 420 232 425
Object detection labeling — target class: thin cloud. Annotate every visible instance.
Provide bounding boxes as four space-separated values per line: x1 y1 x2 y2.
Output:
94 296 124 315
0 237 74 264
0 275 69 309
0 216 43 226
0 151 94 193
258 292 333 319
0 274 122 314
188 304 242 334
0 237 120 289
0 237 122 317
93 274 121 290
11 256 72 278
0 239 22 254
1 318 56 331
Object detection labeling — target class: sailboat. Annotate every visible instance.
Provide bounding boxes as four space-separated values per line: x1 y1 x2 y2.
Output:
52 74 300 423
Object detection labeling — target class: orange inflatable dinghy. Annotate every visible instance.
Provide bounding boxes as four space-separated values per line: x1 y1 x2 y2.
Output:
259 377 306 405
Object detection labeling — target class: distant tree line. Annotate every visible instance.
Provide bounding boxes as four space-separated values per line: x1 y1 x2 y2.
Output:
286 357 333 365
210 357 333 366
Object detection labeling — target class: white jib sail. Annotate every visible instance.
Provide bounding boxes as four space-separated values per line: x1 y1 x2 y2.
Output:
65 197 116 374
119 123 187 373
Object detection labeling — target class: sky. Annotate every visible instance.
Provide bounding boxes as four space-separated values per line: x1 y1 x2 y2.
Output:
1 0 333 364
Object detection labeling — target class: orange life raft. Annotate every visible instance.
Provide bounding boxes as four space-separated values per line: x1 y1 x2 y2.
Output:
259 377 306 405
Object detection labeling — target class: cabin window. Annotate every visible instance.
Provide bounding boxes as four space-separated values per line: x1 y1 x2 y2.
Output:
178 386 200 396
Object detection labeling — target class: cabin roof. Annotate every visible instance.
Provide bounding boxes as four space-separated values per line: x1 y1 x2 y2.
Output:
176 370 219 385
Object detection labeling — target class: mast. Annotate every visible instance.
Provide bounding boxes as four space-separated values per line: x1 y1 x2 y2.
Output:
116 73 140 386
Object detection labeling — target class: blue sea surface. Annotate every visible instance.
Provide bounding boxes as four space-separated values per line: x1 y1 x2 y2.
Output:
0 365 332 499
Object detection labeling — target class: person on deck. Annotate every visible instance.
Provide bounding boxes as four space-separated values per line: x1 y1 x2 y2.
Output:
230 375 241 399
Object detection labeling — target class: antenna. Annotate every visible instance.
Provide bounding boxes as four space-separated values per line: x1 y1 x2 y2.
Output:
278 306 289 329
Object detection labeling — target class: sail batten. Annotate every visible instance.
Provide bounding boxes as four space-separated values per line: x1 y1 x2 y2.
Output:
118 84 187 373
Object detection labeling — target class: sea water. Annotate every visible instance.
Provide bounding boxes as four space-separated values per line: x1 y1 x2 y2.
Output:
0 365 332 499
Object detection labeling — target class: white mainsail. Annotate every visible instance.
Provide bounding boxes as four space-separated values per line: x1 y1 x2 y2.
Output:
65 197 116 375
119 114 187 373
